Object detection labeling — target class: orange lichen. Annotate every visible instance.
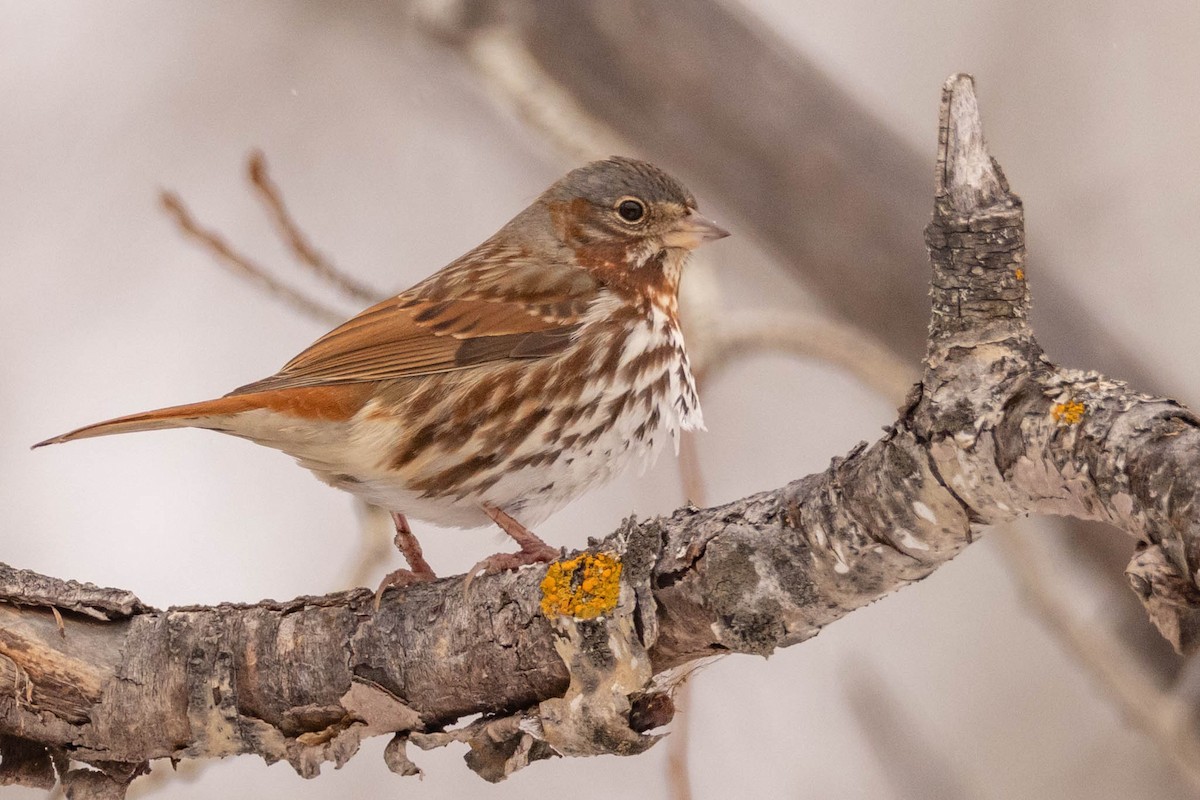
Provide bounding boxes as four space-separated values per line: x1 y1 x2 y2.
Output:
539 552 622 619
1015 268 1025 280
1051 400 1085 425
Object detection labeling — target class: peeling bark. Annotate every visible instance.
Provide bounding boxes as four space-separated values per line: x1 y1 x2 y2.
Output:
3 75 1198 797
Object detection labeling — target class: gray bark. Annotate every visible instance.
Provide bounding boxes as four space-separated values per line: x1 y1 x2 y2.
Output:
2 75 1197 798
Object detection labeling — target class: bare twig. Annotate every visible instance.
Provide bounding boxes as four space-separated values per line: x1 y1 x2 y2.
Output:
343 500 399 590
843 662 990 800
246 151 384 305
434 23 624 165
663 681 694 800
159 191 345 326
665 425 703 800
695 310 916 405
153 159 387 800
997 526 1200 792
666 377 713 800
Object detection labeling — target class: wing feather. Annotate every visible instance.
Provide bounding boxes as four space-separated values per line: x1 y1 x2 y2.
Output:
230 244 598 395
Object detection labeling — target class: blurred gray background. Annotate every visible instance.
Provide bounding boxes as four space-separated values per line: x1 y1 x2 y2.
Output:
3 1 1200 798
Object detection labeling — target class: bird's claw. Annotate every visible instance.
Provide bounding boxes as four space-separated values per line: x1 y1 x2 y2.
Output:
374 567 436 610
463 543 561 593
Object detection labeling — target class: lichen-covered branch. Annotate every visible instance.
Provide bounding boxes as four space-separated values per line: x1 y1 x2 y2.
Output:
3 75 1198 798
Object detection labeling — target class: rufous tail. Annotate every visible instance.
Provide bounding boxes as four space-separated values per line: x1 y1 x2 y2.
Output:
30 396 262 448
32 384 375 449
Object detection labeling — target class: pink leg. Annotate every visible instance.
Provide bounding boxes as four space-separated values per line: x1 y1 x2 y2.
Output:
466 505 560 584
374 512 437 607
393 512 435 577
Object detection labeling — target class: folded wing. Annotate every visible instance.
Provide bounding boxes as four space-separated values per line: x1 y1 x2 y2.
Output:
231 242 598 394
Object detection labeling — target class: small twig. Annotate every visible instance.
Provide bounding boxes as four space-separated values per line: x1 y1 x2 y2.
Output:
441 23 626 165
664 681 694 800
152 164 379 799
667 427 705 800
696 309 916 405
246 151 384 305
842 662 990 800
343 500 398 590
660 263 735 800
159 191 345 326
998 525 1200 792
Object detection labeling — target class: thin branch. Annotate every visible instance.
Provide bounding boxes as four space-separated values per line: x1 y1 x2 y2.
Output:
662 264 726 800
343 500 398 590
842 662 991 800
428 21 625 166
663 430 701 800
246 151 384 305
159 191 345 326
152 163 388 798
151 162 386 798
997 526 1200 792
663 681 694 800
694 309 916 405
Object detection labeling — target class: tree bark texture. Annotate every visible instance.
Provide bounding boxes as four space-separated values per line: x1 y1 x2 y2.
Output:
3 76 1198 798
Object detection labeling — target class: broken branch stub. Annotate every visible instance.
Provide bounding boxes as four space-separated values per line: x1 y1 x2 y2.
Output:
919 75 1200 654
3 74 1200 797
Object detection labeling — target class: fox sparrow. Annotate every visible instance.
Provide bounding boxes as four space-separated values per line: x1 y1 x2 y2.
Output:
36 157 729 594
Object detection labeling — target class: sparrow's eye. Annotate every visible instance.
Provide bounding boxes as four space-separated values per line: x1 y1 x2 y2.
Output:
616 197 646 223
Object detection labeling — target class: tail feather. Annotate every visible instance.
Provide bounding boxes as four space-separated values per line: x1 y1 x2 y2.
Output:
32 384 376 449
31 397 257 448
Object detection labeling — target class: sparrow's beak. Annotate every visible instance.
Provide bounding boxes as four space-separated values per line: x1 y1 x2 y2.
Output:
662 209 731 250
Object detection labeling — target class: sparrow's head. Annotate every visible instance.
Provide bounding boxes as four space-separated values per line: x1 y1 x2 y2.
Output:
542 157 729 268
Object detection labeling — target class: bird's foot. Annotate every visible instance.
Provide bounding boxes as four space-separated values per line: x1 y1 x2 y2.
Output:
464 542 560 592
391 512 435 574
464 505 562 590
373 567 437 609
467 542 561 578
374 512 438 608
